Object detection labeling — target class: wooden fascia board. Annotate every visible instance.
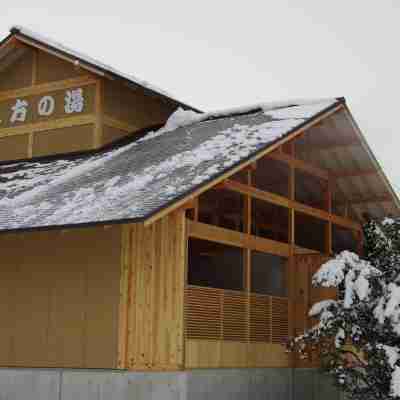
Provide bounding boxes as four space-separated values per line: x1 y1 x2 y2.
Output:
14 34 108 78
342 105 400 213
144 103 344 226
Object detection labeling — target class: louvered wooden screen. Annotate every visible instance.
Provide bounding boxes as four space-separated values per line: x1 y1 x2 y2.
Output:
185 285 289 344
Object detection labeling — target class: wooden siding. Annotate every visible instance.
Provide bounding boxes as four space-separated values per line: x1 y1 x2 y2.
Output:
102 79 175 146
0 226 122 368
120 211 186 370
185 340 289 368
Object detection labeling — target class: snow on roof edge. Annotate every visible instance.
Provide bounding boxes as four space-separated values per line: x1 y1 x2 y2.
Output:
10 25 192 107
142 97 342 140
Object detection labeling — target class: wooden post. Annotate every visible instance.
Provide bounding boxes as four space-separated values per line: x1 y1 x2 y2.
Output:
244 168 252 344
325 178 332 256
94 79 103 148
287 143 296 367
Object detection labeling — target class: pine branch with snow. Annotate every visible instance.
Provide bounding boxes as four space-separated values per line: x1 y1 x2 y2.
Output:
289 218 400 399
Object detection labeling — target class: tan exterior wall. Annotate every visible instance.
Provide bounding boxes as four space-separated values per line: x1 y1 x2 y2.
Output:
101 79 176 146
0 45 177 160
185 340 290 368
119 211 186 371
32 123 94 157
0 48 34 91
36 50 87 84
0 226 122 368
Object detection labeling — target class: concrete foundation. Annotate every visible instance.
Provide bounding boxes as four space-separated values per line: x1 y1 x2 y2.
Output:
0 367 342 400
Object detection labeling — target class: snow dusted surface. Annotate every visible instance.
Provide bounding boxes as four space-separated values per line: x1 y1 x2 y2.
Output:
11 25 183 104
0 99 338 231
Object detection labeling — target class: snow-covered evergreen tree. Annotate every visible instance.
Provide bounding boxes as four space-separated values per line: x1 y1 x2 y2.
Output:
290 218 400 399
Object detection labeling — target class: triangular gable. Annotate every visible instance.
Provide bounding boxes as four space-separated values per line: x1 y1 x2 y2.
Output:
0 26 197 111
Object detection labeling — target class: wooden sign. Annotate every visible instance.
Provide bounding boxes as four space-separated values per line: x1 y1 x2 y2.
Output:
0 84 95 129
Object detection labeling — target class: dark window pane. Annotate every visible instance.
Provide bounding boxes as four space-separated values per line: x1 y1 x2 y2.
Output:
254 157 289 197
295 169 327 211
188 238 244 291
198 189 243 231
295 212 326 252
332 224 358 254
251 251 287 297
252 199 289 243
230 169 248 184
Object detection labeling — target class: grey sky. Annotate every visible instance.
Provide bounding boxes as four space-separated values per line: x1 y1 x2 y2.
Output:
1 1 399 192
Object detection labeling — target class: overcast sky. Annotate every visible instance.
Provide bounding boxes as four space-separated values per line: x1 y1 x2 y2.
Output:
1 1 399 191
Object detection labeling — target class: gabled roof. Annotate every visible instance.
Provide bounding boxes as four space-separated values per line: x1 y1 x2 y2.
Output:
0 26 198 111
0 99 342 232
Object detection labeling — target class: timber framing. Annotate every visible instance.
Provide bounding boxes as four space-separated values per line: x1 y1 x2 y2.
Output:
0 114 96 138
223 179 361 231
187 219 290 257
144 103 345 226
0 75 97 102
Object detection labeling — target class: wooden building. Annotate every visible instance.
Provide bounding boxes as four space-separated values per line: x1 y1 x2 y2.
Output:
0 26 398 398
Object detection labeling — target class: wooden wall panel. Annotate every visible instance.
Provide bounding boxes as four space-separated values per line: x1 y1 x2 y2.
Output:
36 50 86 84
0 226 122 368
122 211 186 370
103 80 175 139
185 340 290 368
103 125 129 146
0 134 29 161
0 49 34 91
32 123 94 156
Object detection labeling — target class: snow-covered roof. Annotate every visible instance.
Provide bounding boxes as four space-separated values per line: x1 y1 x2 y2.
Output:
0 99 340 232
7 25 196 110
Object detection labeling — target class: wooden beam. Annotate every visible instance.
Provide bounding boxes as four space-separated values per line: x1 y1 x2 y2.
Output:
31 49 37 86
94 80 103 148
267 151 329 180
103 115 138 133
187 219 289 257
0 75 97 102
332 169 377 179
16 35 108 78
0 114 96 138
144 103 344 226
224 179 361 231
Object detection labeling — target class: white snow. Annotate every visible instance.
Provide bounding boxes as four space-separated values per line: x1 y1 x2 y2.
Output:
309 299 337 317
374 283 400 335
0 99 338 230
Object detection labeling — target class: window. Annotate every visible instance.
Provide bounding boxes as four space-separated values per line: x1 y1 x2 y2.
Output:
295 169 327 211
251 251 287 297
198 189 244 231
295 212 326 252
253 157 289 197
332 224 358 254
188 238 244 291
252 199 289 242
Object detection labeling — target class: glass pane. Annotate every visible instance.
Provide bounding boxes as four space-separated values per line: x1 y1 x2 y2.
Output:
251 251 287 297
332 224 358 254
295 212 326 252
252 199 289 243
295 169 327 211
254 157 289 197
188 238 244 291
198 189 244 232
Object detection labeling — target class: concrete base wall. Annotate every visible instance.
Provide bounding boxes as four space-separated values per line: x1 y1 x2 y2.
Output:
0 367 342 400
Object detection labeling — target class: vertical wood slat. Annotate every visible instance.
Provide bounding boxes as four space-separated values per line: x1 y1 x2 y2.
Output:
124 211 186 370
185 285 288 344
